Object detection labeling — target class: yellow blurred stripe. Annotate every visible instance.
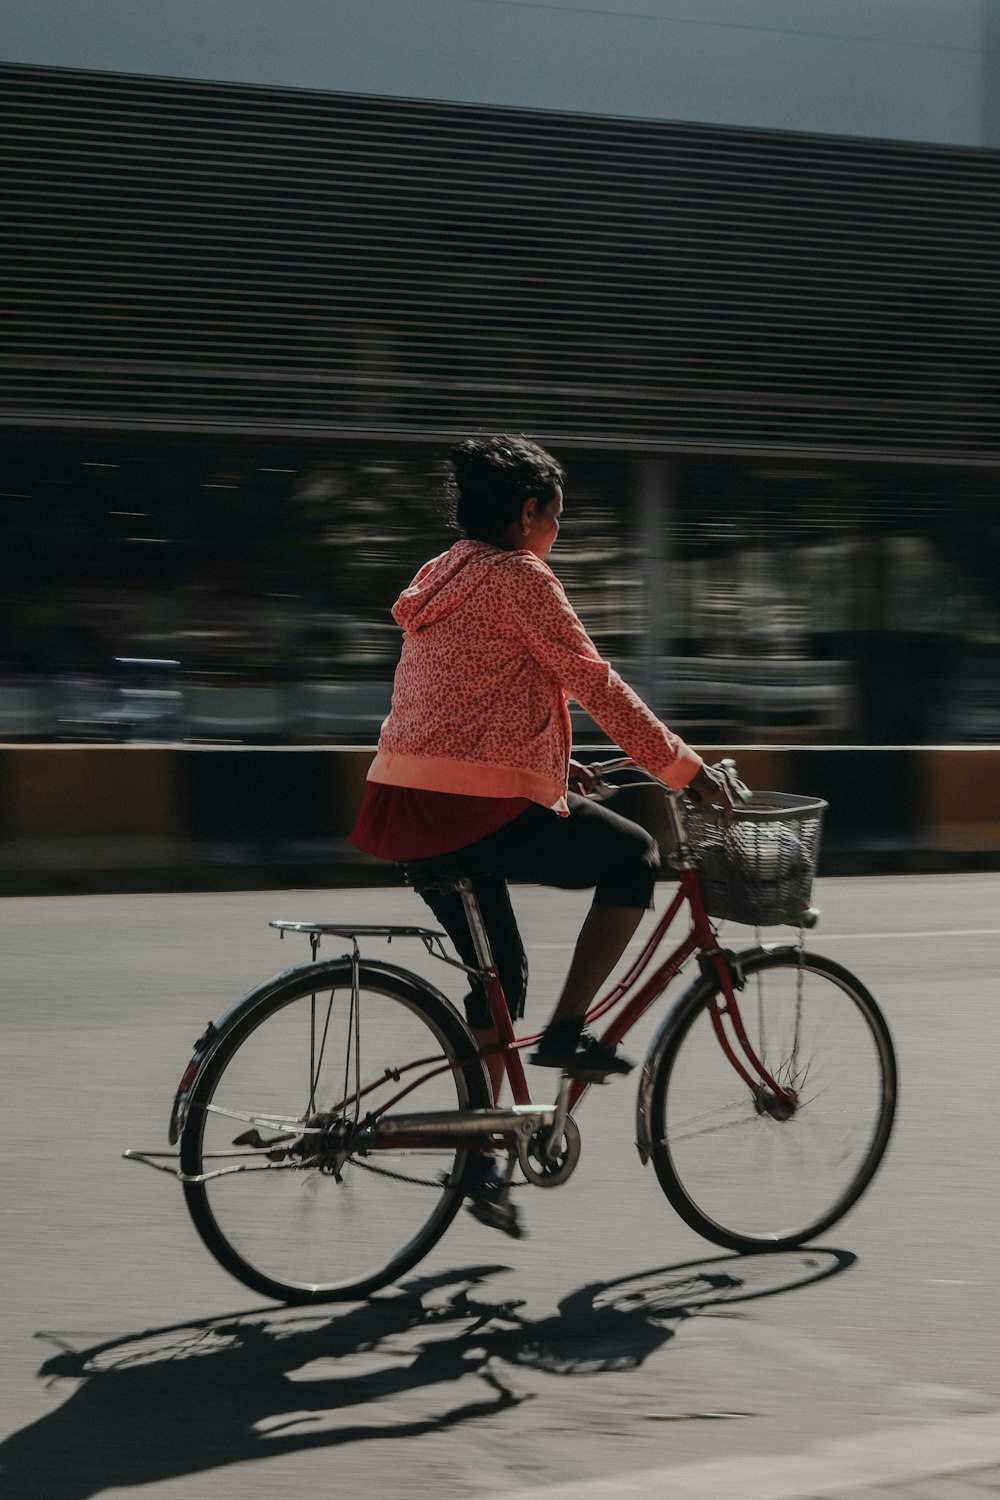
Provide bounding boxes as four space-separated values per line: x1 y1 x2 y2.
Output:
5 747 178 837
920 748 1000 852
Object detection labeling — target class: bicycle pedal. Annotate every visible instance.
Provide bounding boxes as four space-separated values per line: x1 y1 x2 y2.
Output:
465 1196 524 1239
530 1031 635 1082
563 1065 627 1084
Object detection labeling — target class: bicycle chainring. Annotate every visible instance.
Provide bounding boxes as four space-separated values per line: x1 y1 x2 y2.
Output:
516 1116 581 1187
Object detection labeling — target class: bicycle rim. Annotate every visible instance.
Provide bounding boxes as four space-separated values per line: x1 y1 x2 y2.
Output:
651 950 896 1251
182 965 485 1302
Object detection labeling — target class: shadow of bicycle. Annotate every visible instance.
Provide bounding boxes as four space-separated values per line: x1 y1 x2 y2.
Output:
0 1249 854 1500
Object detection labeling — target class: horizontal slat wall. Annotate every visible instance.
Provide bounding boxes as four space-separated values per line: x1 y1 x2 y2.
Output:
2 62 1000 458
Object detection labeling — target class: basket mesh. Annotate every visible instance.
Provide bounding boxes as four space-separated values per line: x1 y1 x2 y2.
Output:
685 791 827 927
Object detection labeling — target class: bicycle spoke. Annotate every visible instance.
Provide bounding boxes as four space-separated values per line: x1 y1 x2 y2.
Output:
309 989 336 1117
665 1108 764 1145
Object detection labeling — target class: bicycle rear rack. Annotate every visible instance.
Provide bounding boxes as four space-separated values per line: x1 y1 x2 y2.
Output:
269 919 481 974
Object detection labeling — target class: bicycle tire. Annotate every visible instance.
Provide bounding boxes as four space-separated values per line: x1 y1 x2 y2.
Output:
648 947 896 1253
181 958 491 1303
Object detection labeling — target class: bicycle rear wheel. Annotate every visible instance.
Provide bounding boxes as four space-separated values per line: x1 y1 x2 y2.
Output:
648 948 896 1252
181 959 491 1303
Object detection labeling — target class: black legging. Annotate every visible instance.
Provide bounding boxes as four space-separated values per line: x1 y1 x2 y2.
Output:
410 792 659 1029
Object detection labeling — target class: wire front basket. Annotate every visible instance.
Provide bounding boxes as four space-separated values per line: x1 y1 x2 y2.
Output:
685 791 827 928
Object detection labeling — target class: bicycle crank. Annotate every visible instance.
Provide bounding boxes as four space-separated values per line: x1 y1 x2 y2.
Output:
516 1115 581 1187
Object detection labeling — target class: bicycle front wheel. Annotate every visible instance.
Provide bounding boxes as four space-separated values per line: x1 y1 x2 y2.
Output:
181 959 491 1303
649 948 896 1252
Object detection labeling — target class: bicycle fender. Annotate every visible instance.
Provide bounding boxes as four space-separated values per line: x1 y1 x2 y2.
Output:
634 943 796 1164
167 957 461 1145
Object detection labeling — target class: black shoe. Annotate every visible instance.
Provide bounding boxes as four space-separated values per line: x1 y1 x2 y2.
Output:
530 1030 635 1083
463 1159 523 1239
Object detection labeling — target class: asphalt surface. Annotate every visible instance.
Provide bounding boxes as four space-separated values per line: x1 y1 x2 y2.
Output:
2 874 999 1499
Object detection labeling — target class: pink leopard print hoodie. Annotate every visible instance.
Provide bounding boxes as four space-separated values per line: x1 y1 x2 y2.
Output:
367 538 702 813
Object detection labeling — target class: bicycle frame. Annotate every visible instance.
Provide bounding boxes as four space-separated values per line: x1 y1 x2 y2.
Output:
354 829 797 1157
472 865 795 1118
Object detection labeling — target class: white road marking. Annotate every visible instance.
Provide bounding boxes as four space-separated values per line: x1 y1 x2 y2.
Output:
532 926 1000 950
483 1411 1000 1500
792 927 1000 942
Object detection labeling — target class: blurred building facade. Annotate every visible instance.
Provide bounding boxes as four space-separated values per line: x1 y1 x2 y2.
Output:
2 1 999 745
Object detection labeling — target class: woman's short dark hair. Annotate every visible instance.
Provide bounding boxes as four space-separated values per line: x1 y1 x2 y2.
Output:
449 434 565 543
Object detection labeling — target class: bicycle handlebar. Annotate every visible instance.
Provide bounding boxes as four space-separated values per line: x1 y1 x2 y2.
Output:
582 756 753 807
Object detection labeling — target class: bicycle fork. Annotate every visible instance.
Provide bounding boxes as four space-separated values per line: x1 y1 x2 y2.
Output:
700 950 795 1108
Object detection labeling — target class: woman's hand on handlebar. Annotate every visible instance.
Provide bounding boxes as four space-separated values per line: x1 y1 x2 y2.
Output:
686 764 737 823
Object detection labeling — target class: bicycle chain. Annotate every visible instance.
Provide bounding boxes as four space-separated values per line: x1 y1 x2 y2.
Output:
350 1157 446 1190
349 1156 523 1191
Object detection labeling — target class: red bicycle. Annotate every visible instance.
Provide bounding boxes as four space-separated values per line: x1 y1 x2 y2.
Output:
127 760 897 1304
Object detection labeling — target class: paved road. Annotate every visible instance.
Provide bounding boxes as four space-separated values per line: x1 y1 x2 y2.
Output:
2 875 999 1499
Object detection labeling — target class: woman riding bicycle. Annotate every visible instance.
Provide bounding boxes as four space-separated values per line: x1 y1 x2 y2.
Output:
351 434 734 1096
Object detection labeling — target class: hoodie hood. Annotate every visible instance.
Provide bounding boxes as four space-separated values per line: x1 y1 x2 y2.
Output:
392 539 510 632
